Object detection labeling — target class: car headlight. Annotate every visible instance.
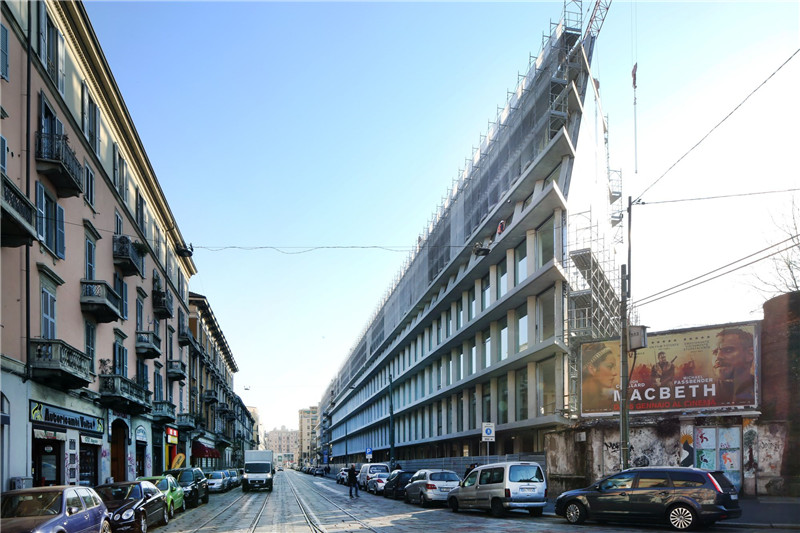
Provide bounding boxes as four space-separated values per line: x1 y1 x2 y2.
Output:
121 509 134 520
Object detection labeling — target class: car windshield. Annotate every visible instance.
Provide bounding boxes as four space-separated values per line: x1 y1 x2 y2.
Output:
509 465 543 482
1 492 62 518
97 485 141 501
209 472 223 479
370 465 389 473
431 472 460 482
245 464 271 473
155 479 169 491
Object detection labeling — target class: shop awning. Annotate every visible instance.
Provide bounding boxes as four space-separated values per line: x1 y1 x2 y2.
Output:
192 441 220 459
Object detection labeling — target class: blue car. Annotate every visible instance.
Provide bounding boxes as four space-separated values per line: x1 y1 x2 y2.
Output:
1 485 111 533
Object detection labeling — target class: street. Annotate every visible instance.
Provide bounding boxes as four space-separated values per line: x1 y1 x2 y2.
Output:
148 469 793 533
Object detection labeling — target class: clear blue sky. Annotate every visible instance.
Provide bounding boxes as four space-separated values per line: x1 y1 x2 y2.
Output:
83 1 800 431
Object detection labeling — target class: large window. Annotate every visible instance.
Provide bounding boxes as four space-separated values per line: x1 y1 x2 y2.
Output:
113 273 128 320
482 329 492 368
535 216 555 269
537 356 556 416
515 368 528 420
36 182 65 258
41 285 56 339
1 24 8 81
481 382 491 423
496 258 508 299
85 237 95 280
113 145 127 201
456 299 463 329
38 4 65 93
81 81 100 153
468 387 477 429
516 303 528 352
536 287 555 342
498 375 508 424
468 287 476 320
480 274 490 311
85 321 96 367
514 239 527 284
113 337 128 376
84 164 95 207
499 318 508 361
468 340 477 376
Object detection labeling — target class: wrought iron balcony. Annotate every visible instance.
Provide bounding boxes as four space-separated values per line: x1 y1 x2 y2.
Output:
217 402 230 413
166 359 187 382
80 280 121 323
224 411 236 421
112 235 145 277
216 432 232 446
176 412 196 430
28 338 93 390
151 400 176 424
2 174 37 248
34 131 82 198
152 290 173 319
135 331 161 359
177 325 191 347
98 374 151 415
202 390 218 404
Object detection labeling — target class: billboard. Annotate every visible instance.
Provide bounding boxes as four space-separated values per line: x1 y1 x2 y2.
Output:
581 323 758 415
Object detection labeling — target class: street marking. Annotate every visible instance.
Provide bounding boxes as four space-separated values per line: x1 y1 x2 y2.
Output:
314 482 340 494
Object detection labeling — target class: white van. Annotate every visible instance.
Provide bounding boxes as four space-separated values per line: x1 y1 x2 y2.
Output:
447 461 546 517
357 463 390 490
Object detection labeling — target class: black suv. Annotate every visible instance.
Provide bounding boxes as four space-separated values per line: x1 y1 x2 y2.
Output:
554 467 741 530
164 467 209 508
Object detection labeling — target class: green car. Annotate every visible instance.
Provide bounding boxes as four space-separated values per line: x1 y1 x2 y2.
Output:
137 474 186 519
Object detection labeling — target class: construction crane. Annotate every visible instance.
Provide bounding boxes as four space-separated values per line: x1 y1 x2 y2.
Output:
584 0 612 41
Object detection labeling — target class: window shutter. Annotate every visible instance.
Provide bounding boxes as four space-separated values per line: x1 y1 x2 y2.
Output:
93 105 101 153
112 143 119 186
0 136 6 174
55 204 65 259
81 82 88 136
38 2 46 63
57 31 65 94
86 238 95 280
1 24 8 80
123 346 128 377
36 182 45 240
122 280 128 319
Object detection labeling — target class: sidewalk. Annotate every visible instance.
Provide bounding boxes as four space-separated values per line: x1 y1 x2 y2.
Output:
541 496 800 529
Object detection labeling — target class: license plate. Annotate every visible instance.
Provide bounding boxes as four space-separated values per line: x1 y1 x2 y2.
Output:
440 487 451 492
731 494 738 500
519 487 534 492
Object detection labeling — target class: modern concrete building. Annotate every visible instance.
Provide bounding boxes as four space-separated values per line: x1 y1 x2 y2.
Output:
321 1 622 469
0 0 252 489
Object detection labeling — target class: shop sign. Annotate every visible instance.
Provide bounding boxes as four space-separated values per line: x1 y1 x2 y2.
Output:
135 425 148 442
81 435 103 446
581 323 758 415
166 427 178 444
33 428 66 441
29 401 103 433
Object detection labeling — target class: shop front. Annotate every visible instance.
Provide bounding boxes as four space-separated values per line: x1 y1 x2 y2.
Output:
166 427 179 469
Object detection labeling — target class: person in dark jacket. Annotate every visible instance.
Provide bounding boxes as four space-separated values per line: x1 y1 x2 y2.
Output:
347 464 359 498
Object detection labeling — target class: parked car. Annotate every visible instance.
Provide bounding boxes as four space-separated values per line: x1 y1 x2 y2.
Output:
404 469 461 506
226 469 240 488
358 463 390 490
313 467 326 477
163 467 209 507
336 468 348 485
95 479 168 531
366 472 389 494
447 461 547 517
383 470 415 500
554 466 742 530
137 474 186 518
1 485 110 533
207 471 231 492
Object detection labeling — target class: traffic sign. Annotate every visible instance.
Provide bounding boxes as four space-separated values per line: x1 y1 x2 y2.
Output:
482 422 495 442
365 447 373 459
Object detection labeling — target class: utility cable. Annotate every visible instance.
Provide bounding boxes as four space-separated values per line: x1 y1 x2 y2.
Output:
640 187 800 205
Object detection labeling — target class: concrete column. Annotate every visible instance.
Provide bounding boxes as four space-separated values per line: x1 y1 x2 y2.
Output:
451 301 458 336
508 307 518 356
462 390 470 431
507 369 517 423
506 248 516 288
488 264 497 307
526 229 536 277
489 320 499 367
489 377 498 424
475 382 484 424
528 295 537 345
476 329 486 371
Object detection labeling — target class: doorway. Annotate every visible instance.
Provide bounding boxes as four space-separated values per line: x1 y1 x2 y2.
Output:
33 439 61 486
111 420 128 482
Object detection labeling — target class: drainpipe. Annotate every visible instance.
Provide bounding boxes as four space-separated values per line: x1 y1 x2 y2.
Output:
23 0 33 383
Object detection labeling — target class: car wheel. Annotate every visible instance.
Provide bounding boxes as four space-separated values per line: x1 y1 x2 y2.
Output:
168 502 174 519
162 504 169 525
490 498 505 518
668 504 696 530
448 497 459 513
100 519 112 533
404 491 411 504
565 501 587 524
528 507 543 517
137 513 147 533
180 497 186 513
420 494 428 507
202 489 209 504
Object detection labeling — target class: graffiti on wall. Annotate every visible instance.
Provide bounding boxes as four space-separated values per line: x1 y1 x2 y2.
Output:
680 426 694 467
743 419 757 477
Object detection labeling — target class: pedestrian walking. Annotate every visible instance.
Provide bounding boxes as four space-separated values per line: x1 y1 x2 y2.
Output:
347 464 359 498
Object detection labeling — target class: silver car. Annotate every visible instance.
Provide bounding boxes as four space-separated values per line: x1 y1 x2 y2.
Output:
404 469 461 506
447 461 547 517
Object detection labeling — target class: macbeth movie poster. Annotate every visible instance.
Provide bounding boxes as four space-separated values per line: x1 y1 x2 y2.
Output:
581 323 758 415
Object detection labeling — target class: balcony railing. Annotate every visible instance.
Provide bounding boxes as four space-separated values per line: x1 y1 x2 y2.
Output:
152 290 173 319
112 235 145 277
176 412 196 430
152 400 176 423
28 338 93 390
2 174 37 248
202 390 218 404
177 325 191 347
217 402 230 413
80 280 121 323
166 359 187 382
98 374 151 415
34 131 82 198
135 331 161 359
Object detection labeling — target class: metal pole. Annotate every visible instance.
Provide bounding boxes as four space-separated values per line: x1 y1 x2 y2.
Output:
389 373 395 470
620 264 630 470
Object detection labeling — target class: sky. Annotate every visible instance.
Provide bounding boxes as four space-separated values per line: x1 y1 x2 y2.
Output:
81 0 800 432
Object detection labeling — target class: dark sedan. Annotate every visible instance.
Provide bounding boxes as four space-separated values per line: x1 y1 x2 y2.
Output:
554 466 741 530
1 485 110 533
95 480 168 532
163 467 209 507
382 470 414 500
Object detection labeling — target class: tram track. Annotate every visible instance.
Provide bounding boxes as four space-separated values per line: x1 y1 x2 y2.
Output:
182 488 273 533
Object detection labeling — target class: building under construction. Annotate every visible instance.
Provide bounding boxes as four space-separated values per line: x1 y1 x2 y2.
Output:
318 0 623 468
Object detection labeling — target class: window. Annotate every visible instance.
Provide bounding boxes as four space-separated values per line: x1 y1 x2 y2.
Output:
480 274 490 311
456 299 463 330
482 328 492 368
436 319 442 344
0 136 6 174
535 216 555 269
84 164 95 206
113 273 128 320
498 375 508 424
445 309 452 337
515 368 528 420
457 394 464 432
81 81 100 153
468 387 477 429
537 356 556 416
41 285 56 339
456 349 464 381
113 144 127 201
600 472 636 491
468 340 477 375
468 287 476 320
136 297 144 331
154 368 163 401
136 359 148 389
113 337 128 376
85 236 95 280
516 303 528 352
114 211 123 235
36 182 65 258
85 321 96 367
1 23 8 81
637 472 670 488
481 382 491 423
38 4 65 93
499 318 508 360
515 239 527 284
135 188 147 237
496 258 507 299
536 287 555 342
